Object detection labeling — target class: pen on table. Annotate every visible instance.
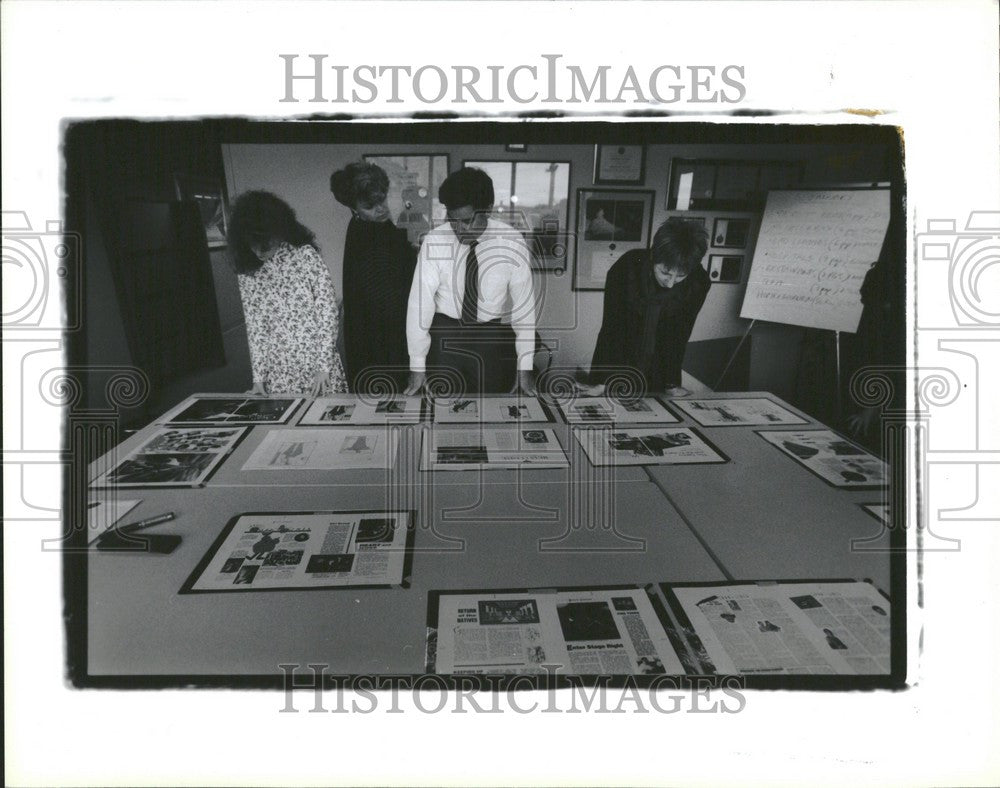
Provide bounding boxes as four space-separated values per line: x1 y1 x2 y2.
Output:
119 512 176 534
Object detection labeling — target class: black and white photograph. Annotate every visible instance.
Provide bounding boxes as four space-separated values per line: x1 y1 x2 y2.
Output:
6 1 998 785
163 395 302 425
577 426 727 466
90 426 246 487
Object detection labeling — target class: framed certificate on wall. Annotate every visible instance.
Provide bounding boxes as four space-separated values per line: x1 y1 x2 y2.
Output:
594 144 646 185
573 188 654 290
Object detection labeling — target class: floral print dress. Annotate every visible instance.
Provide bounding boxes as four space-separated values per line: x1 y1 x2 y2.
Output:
237 242 347 395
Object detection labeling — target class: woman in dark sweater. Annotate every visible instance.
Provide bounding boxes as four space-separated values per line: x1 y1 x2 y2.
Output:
331 161 417 393
588 219 710 396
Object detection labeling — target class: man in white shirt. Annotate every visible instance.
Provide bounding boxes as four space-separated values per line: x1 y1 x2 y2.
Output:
404 167 538 395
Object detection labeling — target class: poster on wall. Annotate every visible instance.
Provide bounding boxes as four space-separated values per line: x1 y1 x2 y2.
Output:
573 188 654 290
363 154 450 246
181 510 414 593
426 585 685 675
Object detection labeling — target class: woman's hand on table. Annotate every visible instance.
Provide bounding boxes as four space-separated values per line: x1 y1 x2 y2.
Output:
246 382 267 396
662 385 690 398
310 371 330 397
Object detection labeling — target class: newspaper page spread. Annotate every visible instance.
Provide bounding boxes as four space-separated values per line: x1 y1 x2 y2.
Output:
242 428 397 471
557 395 679 425
433 396 550 424
182 511 412 592
672 397 807 427
576 426 726 466
664 581 891 675
758 429 887 487
91 426 247 488
299 395 424 425
429 587 684 675
421 427 569 470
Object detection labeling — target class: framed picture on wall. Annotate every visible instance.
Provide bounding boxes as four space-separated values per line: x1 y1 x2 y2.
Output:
593 144 646 185
363 154 450 247
573 188 654 291
173 173 229 248
463 159 572 271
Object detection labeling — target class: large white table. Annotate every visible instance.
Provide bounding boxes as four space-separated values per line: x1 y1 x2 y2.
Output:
85 392 893 677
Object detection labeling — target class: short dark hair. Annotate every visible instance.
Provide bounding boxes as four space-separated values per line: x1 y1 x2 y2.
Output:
650 219 709 275
330 161 389 209
227 191 318 274
438 167 494 211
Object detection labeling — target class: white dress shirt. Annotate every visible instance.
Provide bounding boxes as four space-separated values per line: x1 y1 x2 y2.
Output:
406 217 537 372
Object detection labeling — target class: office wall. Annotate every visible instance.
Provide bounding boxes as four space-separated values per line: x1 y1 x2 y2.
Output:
224 140 890 387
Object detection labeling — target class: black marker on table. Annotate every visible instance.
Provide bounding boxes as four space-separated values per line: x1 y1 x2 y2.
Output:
119 512 176 534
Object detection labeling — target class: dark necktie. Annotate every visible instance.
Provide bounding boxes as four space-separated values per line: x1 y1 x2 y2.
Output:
461 240 479 324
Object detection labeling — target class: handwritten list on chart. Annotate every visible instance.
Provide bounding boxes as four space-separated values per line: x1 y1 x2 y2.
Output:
740 190 890 333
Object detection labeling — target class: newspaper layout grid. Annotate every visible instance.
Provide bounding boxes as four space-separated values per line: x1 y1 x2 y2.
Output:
670 581 890 675
187 511 409 591
421 427 569 470
557 395 679 425
431 588 684 675
299 395 423 425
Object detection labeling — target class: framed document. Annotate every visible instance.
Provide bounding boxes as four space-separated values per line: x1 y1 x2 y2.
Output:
573 188 654 290
594 144 646 185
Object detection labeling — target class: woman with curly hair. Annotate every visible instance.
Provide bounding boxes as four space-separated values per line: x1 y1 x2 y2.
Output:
331 161 416 393
228 190 347 396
